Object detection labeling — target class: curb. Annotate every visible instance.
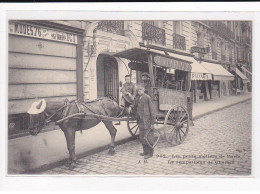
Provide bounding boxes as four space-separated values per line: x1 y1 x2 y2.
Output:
22 97 251 174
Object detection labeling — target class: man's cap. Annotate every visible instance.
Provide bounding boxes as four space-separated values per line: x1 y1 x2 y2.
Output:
136 83 145 89
141 72 150 78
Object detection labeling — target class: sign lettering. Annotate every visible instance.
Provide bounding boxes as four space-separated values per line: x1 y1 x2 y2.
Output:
190 46 210 54
191 73 212 80
153 55 192 72
158 88 191 110
9 22 78 44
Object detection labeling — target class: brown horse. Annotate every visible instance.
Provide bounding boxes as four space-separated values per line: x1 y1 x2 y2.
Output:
27 97 123 168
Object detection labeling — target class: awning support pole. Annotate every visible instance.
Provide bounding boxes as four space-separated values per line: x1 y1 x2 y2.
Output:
148 53 155 87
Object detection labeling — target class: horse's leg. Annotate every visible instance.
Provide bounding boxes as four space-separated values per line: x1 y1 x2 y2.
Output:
103 121 117 156
63 129 77 169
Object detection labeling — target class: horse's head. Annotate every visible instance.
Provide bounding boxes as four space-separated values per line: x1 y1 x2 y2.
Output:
27 99 48 136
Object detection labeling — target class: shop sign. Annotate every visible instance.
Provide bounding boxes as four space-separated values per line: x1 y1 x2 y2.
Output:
9 22 78 44
191 73 212 80
190 46 210 54
153 55 192 72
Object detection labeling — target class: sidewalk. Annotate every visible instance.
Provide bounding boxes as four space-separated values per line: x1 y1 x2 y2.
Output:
193 92 252 120
8 93 252 174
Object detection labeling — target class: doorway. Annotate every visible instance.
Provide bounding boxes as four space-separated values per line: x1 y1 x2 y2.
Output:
96 55 119 102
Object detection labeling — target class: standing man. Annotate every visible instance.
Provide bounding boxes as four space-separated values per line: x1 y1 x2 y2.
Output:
134 83 156 159
141 72 152 96
120 74 136 108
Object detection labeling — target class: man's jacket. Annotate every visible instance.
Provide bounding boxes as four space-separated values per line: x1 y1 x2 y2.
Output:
135 93 156 129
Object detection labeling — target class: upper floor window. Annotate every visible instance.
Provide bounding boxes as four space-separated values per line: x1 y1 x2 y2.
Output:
173 21 182 35
142 21 166 46
197 32 204 47
221 42 226 61
211 38 217 60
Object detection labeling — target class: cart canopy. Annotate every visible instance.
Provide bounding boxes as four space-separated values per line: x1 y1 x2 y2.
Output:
113 47 192 72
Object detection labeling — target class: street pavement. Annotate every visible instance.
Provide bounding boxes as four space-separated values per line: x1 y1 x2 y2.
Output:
42 100 252 176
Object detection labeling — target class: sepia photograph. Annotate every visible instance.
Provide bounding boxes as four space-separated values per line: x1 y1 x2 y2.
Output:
7 18 252 176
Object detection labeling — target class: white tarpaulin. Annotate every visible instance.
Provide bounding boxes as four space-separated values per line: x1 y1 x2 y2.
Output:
168 53 212 80
236 68 249 81
201 61 234 81
241 66 252 75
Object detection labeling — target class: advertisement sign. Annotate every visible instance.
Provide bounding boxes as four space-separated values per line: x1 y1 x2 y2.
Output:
190 46 210 54
9 22 78 44
154 55 192 72
191 73 212 80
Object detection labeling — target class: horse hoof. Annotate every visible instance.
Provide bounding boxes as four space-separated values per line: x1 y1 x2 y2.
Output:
108 150 115 156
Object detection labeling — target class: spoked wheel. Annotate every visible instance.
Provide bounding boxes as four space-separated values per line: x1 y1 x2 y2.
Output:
163 105 189 146
127 120 139 138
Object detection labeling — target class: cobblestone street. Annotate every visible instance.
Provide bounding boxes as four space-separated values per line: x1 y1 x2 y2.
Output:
42 100 252 176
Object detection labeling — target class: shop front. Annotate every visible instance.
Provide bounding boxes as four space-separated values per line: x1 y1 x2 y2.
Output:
200 61 234 99
8 20 85 138
232 68 249 94
167 54 212 103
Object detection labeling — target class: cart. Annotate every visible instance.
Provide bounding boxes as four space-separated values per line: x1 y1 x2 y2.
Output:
113 47 194 147
55 47 193 148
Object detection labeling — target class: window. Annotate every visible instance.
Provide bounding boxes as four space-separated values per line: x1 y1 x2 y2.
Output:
211 38 217 60
144 20 161 28
173 21 182 35
221 42 226 61
197 33 204 47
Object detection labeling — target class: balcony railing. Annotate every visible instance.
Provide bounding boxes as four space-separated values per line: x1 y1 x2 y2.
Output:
221 54 226 61
173 33 186 51
96 21 124 36
142 22 166 46
202 21 235 40
212 52 218 60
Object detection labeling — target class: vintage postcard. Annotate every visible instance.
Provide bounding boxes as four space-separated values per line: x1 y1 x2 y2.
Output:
7 18 252 176
2 5 254 180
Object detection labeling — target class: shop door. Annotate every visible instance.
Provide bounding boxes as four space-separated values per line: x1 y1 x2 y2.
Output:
104 57 119 103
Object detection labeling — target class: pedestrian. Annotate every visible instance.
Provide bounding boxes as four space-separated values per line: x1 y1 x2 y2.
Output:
134 83 156 159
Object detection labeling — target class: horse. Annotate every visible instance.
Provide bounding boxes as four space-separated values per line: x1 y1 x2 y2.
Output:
27 97 124 169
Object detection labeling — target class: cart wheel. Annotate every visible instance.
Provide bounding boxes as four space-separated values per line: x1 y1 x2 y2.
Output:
163 105 189 146
127 120 139 138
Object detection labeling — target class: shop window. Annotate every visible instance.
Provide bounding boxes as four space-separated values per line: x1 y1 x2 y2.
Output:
8 113 30 138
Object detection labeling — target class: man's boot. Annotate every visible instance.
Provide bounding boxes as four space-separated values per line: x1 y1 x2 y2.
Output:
140 144 147 156
144 145 154 159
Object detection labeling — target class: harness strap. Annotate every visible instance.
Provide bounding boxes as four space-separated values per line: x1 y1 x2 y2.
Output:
75 100 84 134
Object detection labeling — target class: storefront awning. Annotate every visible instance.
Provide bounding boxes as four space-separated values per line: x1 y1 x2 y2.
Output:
236 68 249 81
241 66 252 76
201 61 234 81
168 53 212 80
